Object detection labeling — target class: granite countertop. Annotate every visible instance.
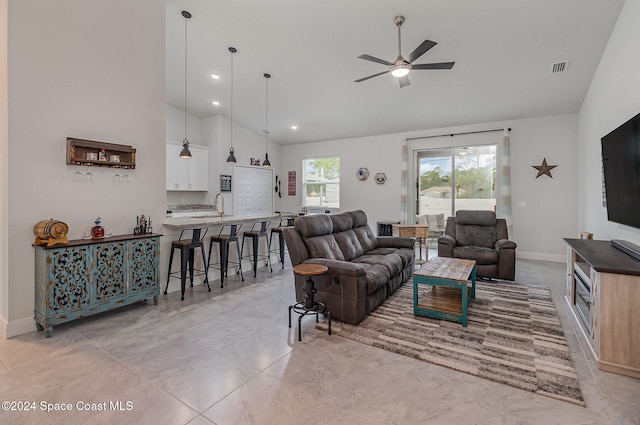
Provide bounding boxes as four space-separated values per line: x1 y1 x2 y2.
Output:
164 213 295 228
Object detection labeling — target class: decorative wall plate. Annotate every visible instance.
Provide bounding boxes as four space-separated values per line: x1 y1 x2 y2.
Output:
374 172 387 184
356 167 369 180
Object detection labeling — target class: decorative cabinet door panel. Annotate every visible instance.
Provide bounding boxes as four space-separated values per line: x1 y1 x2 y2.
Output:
234 166 255 217
129 237 159 293
46 246 92 315
94 241 126 302
254 168 273 214
34 235 160 337
233 165 273 217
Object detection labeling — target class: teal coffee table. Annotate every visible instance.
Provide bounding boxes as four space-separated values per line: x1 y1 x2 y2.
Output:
413 257 476 327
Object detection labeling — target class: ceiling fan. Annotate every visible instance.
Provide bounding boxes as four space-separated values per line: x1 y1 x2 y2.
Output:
355 15 455 88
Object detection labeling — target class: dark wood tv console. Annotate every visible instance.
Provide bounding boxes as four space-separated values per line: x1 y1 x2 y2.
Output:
564 238 640 378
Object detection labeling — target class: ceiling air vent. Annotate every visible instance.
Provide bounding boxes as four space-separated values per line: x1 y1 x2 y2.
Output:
551 61 569 73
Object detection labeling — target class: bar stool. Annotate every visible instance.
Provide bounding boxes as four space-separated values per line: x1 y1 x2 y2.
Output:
269 217 294 269
241 221 272 278
207 224 244 288
289 263 330 341
165 227 210 301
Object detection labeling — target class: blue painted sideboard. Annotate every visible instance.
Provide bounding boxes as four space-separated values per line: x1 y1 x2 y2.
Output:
34 233 161 337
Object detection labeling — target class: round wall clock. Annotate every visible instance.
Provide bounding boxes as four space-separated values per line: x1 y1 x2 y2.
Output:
356 167 370 180
374 172 387 184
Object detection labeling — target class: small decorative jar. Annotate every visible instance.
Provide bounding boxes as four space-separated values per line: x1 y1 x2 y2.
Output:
91 217 105 239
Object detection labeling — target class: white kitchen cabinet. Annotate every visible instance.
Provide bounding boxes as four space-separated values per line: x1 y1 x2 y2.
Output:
166 142 209 191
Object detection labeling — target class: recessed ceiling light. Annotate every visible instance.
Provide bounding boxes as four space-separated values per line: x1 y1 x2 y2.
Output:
210 74 221 80
212 101 220 106
290 125 298 130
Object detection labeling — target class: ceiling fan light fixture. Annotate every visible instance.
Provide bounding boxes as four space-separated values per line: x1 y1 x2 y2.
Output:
390 63 411 78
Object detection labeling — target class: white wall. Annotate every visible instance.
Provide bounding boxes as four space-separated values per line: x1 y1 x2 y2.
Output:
578 0 640 245
281 113 579 262
0 0 8 333
2 0 166 337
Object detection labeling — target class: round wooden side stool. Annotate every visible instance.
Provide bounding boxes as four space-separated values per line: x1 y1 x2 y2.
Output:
289 263 331 341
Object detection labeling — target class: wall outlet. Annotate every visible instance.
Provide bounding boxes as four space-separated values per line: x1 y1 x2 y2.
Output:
518 200 526 207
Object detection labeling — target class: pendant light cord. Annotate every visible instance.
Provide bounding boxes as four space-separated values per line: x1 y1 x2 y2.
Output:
230 50 234 150
184 15 188 143
265 75 268 149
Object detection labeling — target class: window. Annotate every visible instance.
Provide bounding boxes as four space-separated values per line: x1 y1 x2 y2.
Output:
417 144 497 217
302 157 340 209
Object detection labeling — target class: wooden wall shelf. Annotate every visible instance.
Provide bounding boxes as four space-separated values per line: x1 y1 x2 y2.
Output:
67 137 136 169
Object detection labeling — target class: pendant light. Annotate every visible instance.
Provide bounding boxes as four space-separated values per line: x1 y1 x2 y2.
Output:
226 47 238 163
262 73 271 168
179 11 192 158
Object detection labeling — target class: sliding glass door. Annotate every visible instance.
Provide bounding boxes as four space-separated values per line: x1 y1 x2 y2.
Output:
417 144 497 218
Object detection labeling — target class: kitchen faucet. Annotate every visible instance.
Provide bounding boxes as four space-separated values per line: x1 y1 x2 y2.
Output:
213 193 224 218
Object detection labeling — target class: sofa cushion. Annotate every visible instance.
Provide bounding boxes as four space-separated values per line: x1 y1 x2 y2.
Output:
295 214 333 238
366 247 414 268
348 210 368 227
352 226 378 252
305 234 345 260
455 224 497 248
352 253 403 276
330 212 353 232
456 210 496 226
364 264 391 295
334 230 365 261
453 246 498 265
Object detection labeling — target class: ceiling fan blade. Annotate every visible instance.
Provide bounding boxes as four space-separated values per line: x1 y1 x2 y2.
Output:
399 76 410 88
354 70 389 83
412 62 455 70
358 54 393 66
408 39 437 63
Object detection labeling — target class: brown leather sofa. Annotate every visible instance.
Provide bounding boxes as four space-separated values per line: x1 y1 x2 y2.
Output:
283 210 415 325
437 210 517 280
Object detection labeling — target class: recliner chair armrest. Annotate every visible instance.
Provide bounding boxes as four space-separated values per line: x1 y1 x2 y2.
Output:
377 236 414 249
495 239 517 251
438 235 456 246
437 235 456 258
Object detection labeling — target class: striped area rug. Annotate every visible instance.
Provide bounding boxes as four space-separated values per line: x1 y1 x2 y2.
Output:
318 280 585 406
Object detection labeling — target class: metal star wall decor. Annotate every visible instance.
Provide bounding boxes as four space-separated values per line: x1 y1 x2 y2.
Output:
532 158 557 179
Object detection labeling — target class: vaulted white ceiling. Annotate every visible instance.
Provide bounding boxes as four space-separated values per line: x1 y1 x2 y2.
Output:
165 0 625 145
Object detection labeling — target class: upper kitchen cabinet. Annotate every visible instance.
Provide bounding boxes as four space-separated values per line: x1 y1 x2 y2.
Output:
166 141 209 191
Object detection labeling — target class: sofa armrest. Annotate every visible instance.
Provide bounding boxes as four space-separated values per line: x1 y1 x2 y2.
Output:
295 258 368 325
437 234 456 258
376 236 414 249
495 239 517 251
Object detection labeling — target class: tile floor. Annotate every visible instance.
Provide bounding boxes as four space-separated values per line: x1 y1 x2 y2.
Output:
1 254 639 425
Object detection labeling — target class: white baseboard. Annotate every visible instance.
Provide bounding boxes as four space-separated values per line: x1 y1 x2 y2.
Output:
3 316 35 338
517 251 565 263
0 316 6 339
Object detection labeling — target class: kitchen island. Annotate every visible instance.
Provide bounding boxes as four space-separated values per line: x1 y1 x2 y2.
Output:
164 212 295 229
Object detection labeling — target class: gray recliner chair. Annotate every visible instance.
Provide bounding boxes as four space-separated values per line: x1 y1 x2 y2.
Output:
437 210 516 280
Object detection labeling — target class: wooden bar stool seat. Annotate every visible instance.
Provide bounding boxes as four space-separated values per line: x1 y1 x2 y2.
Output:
165 227 210 301
207 224 244 288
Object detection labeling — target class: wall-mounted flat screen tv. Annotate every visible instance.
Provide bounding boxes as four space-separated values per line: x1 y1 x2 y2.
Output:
601 112 640 229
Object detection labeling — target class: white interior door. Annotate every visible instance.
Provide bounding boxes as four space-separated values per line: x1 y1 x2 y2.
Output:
233 166 273 217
